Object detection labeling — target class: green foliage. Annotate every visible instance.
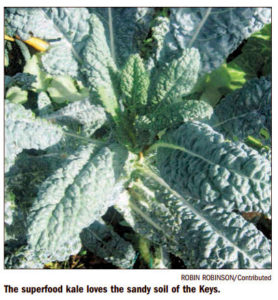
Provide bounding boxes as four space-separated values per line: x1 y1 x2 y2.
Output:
120 54 150 114
117 169 270 268
191 63 247 107
138 100 213 131
5 102 63 172
6 86 28 104
5 7 271 269
157 122 271 217
135 100 213 146
229 24 271 79
214 76 271 147
185 23 272 106
148 49 200 106
46 98 107 137
23 143 127 267
81 220 136 269
166 8 271 74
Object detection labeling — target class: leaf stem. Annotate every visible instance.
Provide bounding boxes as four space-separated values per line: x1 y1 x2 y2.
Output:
212 110 259 128
108 7 116 62
63 131 106 145
144 141 186 156
188 8 212 48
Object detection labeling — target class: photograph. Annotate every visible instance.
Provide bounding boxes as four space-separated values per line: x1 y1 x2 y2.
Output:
4 7 272 270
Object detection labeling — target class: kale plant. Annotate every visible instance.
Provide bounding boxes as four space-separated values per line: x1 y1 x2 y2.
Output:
4 7 271 269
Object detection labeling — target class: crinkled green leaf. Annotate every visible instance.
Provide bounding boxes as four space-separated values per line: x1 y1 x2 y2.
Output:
120 54 150 114
81 220 136 269
135 100 213 146
117 170 271 268
214 76 271 146
165 8 271 74
45 98 107 136
25 143 128 265
5 102 63 172
146 16 170 68
5 151 65 210
148 48 200 106
41 45 80 77
137 100 213 133
157 121 271 217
